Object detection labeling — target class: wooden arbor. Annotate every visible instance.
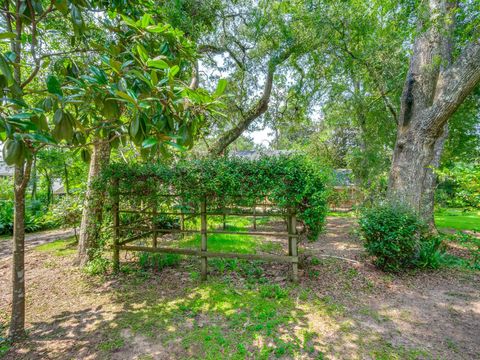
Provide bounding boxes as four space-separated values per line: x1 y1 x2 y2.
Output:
111 178 300 282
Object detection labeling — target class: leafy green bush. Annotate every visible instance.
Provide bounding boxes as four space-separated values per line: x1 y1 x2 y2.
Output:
359 202 445 272
83 256 112 276
0 200 52 235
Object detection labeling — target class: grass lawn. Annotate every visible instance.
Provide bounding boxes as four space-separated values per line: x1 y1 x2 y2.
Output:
435 208 480 231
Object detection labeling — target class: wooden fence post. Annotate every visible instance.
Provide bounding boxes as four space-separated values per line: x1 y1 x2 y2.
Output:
180 213 185 238
200 198 208 280
288 211 298 282
152 198 158 248
253 206 257 230
112 178 120 272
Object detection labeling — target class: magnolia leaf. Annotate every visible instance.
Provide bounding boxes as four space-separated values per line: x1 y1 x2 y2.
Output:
136 44 149 62
24 133 56 144
145 24 170 33
147 59 169 69
142 137 158 148
130 116 140 137
0 54 14 86
169 65 180 78
2 138 25 166
165 141 186 152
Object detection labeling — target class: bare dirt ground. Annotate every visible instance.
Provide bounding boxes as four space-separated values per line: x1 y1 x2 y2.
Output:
0 217 479 359
0 229 75 260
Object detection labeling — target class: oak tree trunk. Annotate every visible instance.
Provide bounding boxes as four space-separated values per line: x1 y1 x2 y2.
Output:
76 139 111 265
388 0 480 223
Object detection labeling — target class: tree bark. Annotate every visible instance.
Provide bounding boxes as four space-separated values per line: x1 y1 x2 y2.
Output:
388 0 480 222
209 47 297 155
10 159 32 340
421 124 449 227
76 139 111 266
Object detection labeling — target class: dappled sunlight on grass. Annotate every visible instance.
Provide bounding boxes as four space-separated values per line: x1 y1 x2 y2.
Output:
178 233 260 253
435 208 480 231
34 237 77 256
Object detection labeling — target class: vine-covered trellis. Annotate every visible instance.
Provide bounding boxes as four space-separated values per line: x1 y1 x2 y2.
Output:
99 156 330 281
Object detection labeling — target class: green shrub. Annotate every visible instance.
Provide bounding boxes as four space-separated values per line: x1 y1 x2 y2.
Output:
83 256 112 276
359 202 430 272
0 200 49 235
99 155 331 241
138 252 180 271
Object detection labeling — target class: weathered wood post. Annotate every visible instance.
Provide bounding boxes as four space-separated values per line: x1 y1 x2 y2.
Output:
112 178 120 272
222 202 226 230
253 206 257 230
152 197 158 248
200 198 208 280
180 213 185 234
288 210 298 282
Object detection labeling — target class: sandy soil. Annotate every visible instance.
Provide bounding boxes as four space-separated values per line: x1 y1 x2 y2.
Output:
0 217 479 359
0 229 75 260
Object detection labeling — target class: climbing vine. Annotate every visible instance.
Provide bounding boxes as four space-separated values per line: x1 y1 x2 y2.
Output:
99 155 331 240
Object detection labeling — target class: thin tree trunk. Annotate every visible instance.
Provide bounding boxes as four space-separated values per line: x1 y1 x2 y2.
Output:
76 139 111 266
64 161 70 195
10 159 32 340
30 156 36 200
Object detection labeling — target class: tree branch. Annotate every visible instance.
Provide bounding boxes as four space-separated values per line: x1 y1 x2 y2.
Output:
425 38 480 133
209 46 297 155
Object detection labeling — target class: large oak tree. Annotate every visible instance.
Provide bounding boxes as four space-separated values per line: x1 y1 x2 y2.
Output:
388 0 480 223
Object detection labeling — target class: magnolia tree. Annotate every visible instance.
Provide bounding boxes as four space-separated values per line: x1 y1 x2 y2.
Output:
0 1 223 339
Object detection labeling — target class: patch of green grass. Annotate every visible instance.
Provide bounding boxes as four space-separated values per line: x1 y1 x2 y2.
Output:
440 231 480 271
369 340 429 360
97 337 125 351
179 232 259 254
327 211 357 218
435 208 480 231
138 253 181 271
34 237 77 256
112 280 336 359
179 215 283 256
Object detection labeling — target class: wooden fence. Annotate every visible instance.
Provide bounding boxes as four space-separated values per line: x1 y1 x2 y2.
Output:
111 180 299 281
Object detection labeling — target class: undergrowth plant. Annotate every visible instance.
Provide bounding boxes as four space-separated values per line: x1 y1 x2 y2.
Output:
359 202 446 272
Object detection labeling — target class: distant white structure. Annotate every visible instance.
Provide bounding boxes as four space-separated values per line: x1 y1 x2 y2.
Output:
0 143 14 177
230 150 296 160
0 143 66 195
52 178 66 195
